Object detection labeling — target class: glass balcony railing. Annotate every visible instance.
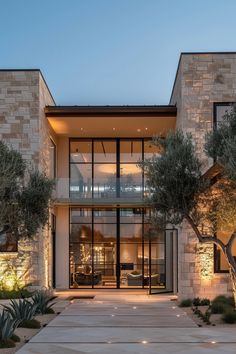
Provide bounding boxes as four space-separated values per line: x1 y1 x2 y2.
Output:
53 178 149 202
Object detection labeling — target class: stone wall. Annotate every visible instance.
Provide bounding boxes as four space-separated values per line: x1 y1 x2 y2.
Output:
0 70 55 288
171 53 236 299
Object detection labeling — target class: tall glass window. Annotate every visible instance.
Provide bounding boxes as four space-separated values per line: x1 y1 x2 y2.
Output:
70 140 92 198
69 207 170 290
70 139 157 199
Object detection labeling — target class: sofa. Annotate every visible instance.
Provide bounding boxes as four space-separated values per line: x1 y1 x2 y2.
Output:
75 271 102 285
127 271 143 286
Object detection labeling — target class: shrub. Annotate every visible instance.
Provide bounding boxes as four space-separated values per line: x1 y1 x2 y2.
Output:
192 297 201 306
0 289 32 299
31 290 55 315
179 299 192 307
11 334 20 342
3 299 38 325
0 311 19 348
211 302 230 314
202 308 212 324
222 308 236 324
212 295 234 307
0 339 15 348
200 298 210 306
45 307 55 314
19 319 40 328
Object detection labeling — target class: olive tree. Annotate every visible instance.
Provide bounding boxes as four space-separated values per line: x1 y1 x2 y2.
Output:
141 126 236 304
0 141 54 243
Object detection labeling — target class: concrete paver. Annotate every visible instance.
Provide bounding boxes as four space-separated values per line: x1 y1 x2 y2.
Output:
15 293 236 354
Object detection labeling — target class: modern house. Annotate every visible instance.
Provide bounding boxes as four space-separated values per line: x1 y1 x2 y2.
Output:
0 52 236 299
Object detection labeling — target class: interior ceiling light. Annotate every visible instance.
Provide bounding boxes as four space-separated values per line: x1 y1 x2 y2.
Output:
74 148 79 157
137 129 141 132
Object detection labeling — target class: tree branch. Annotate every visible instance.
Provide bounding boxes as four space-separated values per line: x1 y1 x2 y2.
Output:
0 225 9 236
185 214 225 252
226 231 236 270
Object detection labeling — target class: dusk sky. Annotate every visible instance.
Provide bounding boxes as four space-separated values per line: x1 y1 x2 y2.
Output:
1 0 236 105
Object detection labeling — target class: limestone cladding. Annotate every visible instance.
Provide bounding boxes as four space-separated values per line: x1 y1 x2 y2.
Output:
171 53 236 299
0 70 55 288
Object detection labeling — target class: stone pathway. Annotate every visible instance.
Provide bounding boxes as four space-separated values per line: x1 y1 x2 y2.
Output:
16 293 236 353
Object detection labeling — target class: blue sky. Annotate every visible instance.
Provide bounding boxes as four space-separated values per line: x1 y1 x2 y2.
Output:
1 0 236 105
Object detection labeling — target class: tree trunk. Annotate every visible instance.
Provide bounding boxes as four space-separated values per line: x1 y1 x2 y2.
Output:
185 215 236 306
229 267 236 308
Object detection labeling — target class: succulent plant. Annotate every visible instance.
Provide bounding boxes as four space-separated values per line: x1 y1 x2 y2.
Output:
31 290 56 315
2 298 38 324
0 311 19 341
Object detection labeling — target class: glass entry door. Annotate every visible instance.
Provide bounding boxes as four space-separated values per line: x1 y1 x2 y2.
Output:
149 229 178 294
69 207 177 292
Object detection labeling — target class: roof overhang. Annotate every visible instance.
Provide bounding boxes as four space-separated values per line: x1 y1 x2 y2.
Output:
45 105 177 137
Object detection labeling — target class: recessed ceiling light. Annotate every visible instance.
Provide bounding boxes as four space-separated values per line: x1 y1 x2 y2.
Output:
137 129 141 132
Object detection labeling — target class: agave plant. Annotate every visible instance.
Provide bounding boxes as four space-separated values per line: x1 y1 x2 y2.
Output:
0 310 19 341
2 299 38 324
31 290 56 314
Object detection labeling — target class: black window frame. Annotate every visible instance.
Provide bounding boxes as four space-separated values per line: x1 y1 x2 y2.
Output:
213 102 236 273
69 138 153 200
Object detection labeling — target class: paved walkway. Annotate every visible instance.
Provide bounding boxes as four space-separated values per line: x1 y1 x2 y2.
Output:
16 293 236 354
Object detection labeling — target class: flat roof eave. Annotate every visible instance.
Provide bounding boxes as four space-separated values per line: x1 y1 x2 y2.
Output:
45 105 177 117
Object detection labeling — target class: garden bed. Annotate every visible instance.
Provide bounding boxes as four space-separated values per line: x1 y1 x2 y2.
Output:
0 313 57 354
184 305 236 328
179 295 236 327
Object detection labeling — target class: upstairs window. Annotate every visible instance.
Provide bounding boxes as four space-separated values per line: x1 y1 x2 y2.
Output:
214 102 235 128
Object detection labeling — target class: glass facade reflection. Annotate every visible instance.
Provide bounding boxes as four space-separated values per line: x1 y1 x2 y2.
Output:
69 138 159 199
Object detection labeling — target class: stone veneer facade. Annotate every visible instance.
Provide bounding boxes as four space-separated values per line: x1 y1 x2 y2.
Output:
170 53 236 299
0 70 55 287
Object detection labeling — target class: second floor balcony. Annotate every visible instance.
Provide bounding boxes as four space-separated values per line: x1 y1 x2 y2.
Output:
53 178 149 205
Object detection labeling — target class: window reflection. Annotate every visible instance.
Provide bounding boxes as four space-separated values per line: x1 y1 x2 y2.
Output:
120 208 143 223
120 140 142 162
94 140 116 163
120 164 142 197
144 139 161 158
93 164 116 198
70 164 92 198
70 140 92 163
69 139 158 199
71 208 92 223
